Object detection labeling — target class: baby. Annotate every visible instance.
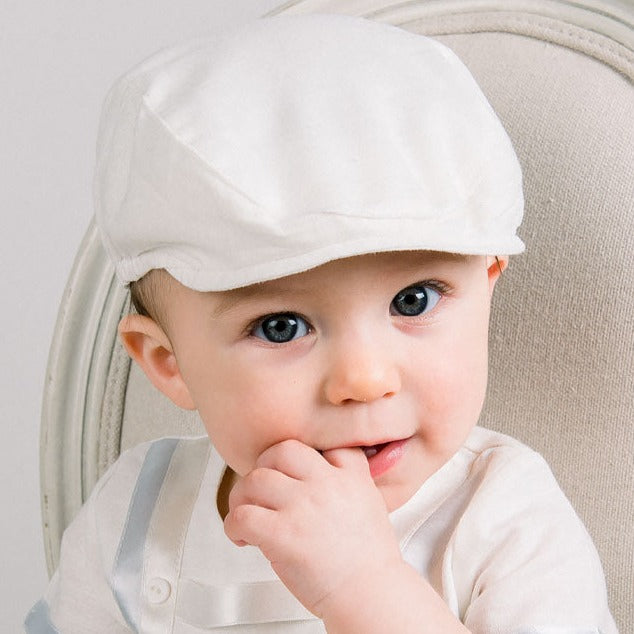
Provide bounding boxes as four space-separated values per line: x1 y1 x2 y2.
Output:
27 14 617 634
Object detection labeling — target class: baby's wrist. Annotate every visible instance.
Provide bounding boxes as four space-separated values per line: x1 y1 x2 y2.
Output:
319 559 469 634
317 558 413 631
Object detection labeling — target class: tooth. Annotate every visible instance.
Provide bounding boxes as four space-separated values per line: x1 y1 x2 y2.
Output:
363 446 378 458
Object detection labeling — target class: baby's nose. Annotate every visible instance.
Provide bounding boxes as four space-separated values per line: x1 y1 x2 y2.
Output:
323 339 401 406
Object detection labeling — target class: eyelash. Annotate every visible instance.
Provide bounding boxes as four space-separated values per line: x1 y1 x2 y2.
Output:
244 279 451 342
415 280 451 297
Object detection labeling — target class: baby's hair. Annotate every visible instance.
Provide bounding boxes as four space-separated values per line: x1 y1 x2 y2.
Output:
129 269 170 330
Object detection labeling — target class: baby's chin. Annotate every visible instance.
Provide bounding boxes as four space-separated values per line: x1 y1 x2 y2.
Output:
376 479 420 514
375 458 444 513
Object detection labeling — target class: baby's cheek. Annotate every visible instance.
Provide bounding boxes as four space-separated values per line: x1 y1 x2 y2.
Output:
417 357 486 438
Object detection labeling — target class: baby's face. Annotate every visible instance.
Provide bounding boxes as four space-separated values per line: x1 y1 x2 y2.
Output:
164 251 498 511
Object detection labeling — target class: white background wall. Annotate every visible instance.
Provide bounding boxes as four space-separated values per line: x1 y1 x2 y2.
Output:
1 1 285 629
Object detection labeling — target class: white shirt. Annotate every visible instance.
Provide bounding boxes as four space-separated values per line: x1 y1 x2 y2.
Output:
26 427 618 633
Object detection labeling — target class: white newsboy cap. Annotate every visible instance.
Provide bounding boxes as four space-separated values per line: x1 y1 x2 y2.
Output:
95 14 524 291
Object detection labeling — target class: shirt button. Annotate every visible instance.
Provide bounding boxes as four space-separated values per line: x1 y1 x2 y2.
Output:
147 577 171 604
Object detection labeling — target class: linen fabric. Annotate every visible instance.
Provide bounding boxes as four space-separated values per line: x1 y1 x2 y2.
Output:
26 428 616 633
95 14 524 291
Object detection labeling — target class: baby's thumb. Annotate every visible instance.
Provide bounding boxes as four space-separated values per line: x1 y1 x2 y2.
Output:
321 446 369 472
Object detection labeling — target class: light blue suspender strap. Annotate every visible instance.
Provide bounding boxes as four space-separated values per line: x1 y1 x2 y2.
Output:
24 440 179 634
25 437 206 634
141 438 212 632
111 437 180 632
24 599 60 633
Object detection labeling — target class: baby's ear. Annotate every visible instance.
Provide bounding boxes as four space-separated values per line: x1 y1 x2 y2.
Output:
118 314 196 410
486 255 508 296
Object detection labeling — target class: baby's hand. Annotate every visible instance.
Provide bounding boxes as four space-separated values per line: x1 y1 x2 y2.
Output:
223 439 403 619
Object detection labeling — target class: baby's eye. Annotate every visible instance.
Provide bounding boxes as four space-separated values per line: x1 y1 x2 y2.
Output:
252 313 310 343
390 284 441 317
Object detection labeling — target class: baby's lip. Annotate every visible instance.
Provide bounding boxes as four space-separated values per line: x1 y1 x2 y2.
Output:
322 436 411 454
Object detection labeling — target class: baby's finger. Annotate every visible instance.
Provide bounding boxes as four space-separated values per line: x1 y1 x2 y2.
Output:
321 446 369 472
229 467 297 512
224 504 277 549
256 438 324 479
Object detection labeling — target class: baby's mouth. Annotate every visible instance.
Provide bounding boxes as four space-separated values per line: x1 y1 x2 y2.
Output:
359 438 409 478
318 439 408 477
361 443 389 459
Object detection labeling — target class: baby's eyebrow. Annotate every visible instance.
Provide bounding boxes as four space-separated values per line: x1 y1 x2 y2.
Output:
210 285 308 318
